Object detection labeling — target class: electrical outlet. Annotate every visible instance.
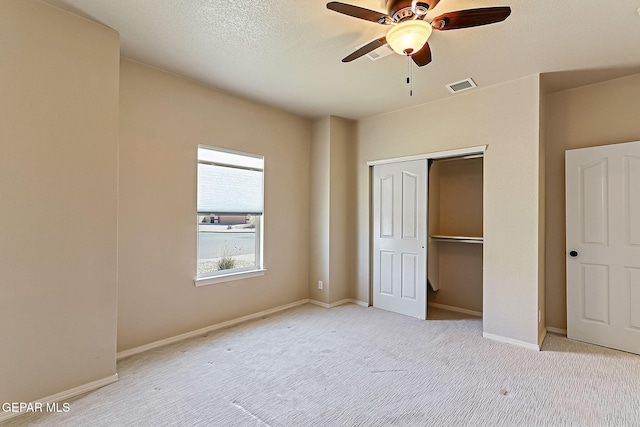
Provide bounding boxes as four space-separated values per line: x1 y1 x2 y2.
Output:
318 281 323 290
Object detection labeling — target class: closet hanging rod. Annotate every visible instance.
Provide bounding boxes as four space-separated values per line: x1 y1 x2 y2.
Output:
430 235 484 244
431 154 483 163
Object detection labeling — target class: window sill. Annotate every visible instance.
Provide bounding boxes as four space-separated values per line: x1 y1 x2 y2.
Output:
194 269 266 287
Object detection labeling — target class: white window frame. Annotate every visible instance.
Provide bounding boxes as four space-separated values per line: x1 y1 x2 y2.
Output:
194 145 265 286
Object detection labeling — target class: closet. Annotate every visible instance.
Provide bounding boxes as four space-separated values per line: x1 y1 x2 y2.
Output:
427 155 483 316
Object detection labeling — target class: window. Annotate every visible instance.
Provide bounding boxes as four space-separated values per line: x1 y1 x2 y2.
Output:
196 146 264 284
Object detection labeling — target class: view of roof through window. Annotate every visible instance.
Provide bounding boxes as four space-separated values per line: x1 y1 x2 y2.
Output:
197 147 263 170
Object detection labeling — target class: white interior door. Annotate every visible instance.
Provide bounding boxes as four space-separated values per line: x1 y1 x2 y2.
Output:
372 160 427 319
566 141 640 355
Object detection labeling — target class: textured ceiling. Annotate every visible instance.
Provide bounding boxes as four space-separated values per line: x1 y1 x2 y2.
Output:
41 0 640 119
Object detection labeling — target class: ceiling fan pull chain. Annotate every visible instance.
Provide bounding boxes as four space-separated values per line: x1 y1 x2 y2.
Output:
407 56 413 96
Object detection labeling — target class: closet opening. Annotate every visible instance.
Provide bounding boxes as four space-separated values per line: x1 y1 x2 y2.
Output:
427 154 484 320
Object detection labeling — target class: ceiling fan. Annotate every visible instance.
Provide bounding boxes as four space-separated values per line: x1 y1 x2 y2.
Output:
327 0 511 67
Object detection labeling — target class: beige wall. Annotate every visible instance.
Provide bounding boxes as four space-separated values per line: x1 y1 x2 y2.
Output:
0 0 119 403
118 60 311 352
309 116 357 304
434 158 483 236
309 118 331 303
430 243 484 312
544 73 640 330
357 75 543 345
538 82 547 344
329 117 357 303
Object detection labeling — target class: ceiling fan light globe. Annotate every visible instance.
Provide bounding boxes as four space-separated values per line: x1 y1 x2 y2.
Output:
386 20 432 56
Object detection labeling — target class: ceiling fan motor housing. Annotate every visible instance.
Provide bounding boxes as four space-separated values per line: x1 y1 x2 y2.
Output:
386 0 438 17
414 2 431 15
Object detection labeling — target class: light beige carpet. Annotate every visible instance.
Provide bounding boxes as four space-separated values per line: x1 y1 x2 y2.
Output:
4 303 640 426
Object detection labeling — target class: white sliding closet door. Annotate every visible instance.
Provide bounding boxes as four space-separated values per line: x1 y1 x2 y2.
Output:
372 160 428 319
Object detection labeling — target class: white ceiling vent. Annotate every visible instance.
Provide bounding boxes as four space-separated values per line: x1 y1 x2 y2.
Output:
354 39 395 61
446 78 477 94
366 44 395 61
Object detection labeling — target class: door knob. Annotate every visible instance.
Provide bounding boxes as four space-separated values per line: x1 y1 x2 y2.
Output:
569 250 578 258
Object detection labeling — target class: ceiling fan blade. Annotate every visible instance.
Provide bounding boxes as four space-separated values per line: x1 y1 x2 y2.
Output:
342 37 387 62
411 42 432 67
327 2 391 24
431 7 511 31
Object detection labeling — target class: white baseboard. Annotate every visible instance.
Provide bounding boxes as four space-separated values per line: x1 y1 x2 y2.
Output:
546 326 567 336
428 302 483 317
483 332 541 351
309 298 368 309
351 299 369 307
117 299 310 360
307 299 332 308
0 373 118 423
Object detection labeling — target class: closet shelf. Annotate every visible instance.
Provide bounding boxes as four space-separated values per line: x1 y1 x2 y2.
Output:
430 235 483 244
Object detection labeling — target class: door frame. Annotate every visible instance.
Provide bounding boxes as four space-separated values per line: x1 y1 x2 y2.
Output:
367 145 487 307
